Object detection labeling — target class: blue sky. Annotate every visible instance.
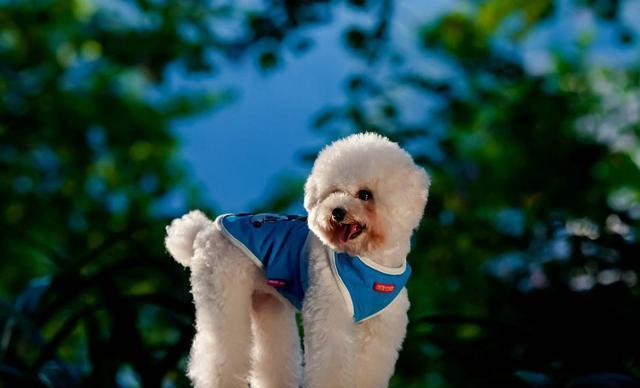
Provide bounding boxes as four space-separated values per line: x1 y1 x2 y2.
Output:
168 0 638 213
170 0 453 212
173 20 350 212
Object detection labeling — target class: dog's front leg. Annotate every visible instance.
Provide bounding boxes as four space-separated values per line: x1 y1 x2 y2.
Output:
302 290 356 388
354 289 410 388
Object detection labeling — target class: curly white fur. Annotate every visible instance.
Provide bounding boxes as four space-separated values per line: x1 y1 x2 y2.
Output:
165 210 212 266
165 133 429 388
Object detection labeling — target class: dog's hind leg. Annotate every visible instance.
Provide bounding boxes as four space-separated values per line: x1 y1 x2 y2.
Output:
187 228 257 388
249 293 302 388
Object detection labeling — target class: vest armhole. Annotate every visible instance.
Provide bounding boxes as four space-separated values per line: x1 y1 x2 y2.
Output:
328 250 355 321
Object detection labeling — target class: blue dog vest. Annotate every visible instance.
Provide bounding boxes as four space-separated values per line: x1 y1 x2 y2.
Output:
217 213 411 323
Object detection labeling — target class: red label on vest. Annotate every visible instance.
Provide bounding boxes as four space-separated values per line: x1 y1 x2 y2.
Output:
373 282 395 293
266 279 287 288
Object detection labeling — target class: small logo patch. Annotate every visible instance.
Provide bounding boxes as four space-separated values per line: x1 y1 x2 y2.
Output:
266 279 287 288
373 282 395 293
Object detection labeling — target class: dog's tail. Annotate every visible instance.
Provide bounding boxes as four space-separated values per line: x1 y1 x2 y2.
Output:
165 210 213 267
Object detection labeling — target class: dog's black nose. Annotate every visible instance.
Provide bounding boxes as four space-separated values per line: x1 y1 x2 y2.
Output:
332 208 346 222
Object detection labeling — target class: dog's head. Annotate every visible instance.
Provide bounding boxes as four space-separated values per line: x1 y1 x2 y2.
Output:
304 133 429 257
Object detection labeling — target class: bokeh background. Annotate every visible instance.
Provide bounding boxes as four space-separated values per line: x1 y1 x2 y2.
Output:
1 0 640 387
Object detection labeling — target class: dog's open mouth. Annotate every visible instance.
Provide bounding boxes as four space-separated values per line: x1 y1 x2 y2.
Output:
338 222 364 244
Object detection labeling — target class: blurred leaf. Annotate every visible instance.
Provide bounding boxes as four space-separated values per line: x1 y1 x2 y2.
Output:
347 0 369 9
258 51 278 70
344 27 367 51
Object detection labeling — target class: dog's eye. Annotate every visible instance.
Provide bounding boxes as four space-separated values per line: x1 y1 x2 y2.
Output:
357 189 373 201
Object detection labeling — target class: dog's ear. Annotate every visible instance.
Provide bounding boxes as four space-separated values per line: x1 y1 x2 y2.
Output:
406 165 430 229
304 175 319 212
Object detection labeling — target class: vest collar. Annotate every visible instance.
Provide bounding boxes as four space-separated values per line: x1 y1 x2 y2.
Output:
350 253 407 275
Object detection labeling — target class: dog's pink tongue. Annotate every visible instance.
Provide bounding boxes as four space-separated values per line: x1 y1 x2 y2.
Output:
339 224 359 244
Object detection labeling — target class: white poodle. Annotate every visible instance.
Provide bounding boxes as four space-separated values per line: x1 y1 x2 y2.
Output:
165 133 429 388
